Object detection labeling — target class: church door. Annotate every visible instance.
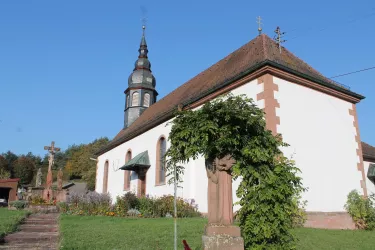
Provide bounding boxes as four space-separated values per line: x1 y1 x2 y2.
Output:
137 170 147 197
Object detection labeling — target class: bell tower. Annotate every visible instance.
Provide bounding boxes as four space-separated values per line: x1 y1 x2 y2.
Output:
124 25 158 128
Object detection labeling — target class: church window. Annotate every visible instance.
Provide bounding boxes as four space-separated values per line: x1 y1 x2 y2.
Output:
144 93 150 107
368 164 375 185
126 95 130 108
156 136 166 185
103 161 109 193
132 92 139 106
124 151 132 190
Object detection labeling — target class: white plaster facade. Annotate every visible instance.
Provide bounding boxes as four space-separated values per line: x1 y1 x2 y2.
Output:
274 76 361 212
96 75 363 213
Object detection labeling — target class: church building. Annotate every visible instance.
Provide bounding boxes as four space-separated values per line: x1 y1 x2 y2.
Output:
95 26 375 228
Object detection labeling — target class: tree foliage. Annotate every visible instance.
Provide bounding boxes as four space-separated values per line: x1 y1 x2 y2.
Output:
166 94 305 249
0 157 11 179
1 151 18 176
0 155 7 169
64 137 109 190
0 138 109 189
13 156 35 184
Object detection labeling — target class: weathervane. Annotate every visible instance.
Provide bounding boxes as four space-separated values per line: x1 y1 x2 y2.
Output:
274 26 286 53
256 16 263 35
140 6 148 33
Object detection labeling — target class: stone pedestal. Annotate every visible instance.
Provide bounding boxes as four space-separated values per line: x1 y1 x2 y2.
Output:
202 224 244 250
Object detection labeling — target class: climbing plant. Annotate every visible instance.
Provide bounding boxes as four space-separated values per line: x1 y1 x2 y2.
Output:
166 94 305 249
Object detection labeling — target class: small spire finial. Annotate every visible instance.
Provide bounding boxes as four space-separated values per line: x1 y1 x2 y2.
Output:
256 16 263 35
274 26 286 53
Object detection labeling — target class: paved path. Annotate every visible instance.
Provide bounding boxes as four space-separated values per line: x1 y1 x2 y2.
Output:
0 213 59 250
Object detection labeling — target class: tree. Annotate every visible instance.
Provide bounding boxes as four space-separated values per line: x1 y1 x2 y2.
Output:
2 151 18 177
0 155 11 179
25 152 43 169
166 94 305 249
0 155 8 172
65 137 109 190
13 156 35 185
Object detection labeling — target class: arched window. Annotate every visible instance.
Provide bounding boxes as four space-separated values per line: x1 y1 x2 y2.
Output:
143 93 150 107
124 150 132 190
103 161 109 193
156 136 166 185
132 92 139 106
126 95 130 108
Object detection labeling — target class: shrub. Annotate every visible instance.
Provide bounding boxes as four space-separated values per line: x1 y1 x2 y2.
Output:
30 196 47 205
291 195 307 228
123 192 139 209
63 191 112 216
115 192 140 217
66 192 82 206
154 195 200 218
9 200 28 210
57 202 69 213
115 196 128 217
138 196 156 218
127 208 141 217
345 190 375 230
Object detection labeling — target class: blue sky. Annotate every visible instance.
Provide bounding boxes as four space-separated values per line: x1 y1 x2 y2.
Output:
0 0 374 156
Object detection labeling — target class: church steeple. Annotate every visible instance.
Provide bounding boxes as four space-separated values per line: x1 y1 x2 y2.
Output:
124 26 158 129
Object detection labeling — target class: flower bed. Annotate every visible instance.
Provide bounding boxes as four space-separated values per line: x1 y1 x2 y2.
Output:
58 191 201 218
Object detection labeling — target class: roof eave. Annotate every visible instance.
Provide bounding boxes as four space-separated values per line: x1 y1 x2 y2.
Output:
266 60 365 100
364 154 375 163
95 60 365 156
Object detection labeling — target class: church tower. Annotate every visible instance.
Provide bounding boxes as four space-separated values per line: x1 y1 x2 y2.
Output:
124 25 157 128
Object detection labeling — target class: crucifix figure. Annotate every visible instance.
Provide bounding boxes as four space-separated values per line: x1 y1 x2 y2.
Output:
44 141 60 190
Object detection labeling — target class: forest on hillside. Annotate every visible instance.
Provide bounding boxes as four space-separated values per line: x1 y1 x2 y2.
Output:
0 137 109 191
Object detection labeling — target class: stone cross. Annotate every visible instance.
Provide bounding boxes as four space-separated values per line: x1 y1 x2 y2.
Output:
44 141 60 190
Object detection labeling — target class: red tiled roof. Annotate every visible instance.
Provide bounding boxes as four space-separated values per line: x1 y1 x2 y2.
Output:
362 142 375 161
96 34 364 155
0 178 20 183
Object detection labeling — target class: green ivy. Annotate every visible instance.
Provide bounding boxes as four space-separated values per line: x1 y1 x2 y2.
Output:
166 94 305 249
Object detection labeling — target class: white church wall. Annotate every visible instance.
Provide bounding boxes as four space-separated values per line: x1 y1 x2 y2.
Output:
274 76 361 212
364 160 375 195
97 75 363 214
96 78 262 212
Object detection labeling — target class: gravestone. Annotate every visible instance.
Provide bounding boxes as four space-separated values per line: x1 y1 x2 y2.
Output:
57 168 63 191
202 155 244 250
35 168 42 187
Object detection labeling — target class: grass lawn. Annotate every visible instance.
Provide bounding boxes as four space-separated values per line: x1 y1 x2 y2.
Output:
60 215 375 250
293 228 375 250
59 215 205 250
0 208 29 241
